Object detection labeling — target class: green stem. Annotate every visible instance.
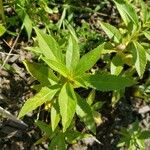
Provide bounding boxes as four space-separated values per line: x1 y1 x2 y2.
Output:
0 0 5 24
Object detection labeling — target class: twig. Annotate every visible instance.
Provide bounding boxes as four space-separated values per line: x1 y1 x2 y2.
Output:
0 51 19 56
0 32 20 70
2 39 12 48
0 106 28 127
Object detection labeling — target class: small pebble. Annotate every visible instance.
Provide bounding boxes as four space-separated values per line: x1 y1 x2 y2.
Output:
138 106 150 114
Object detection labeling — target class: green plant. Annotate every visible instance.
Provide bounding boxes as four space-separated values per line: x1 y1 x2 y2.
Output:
8 0 149 149
99 0 150 105
18 27 135 149
100 0 150 78
117 121 150 150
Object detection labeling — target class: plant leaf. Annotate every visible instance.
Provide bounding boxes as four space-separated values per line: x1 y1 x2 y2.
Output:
117 141 126 147
16 5 32 39
86 89 95 106
75 43 105 76
110 54 123 75
139 131 150 139
84 73 135 91
141 0 150 25
133 42 147 78
136 139 145 149
34 136 48 145
76 94 96 134
48 133 66 150
42 57 70 78
58 83 77 132
35 120 52 137
92 101 104 111
51 100 60 131
34 27 63 63
23 13 32 40
143 30 150 40
0 24 6 36
57 7 67 29
66 35 80 71
65 20 79 42
65 130 92 144
18 86 59 118
111 62 123 76
100 22 122 43
113 0 139 27
23 60 58 85
93 111 102 125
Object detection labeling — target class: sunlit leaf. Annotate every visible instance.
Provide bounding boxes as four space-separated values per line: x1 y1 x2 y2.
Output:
111 63 123 76
110 54 123 75
18 86 59 118
86 89 95 106
23 13 32 40
58 83 77 132
114 0 139 27
0 24 6 36
23 60 58 85
65 20 79 42
66 35 80 71
133 42 147 78
51 100 60 131
136 139 145 149
117 141 126 147
34 27 63 63
57 7 67 29
141 0 150 25
93 111 102 125
75 43 105 76
100 22 122 43
143 30 150 40
42 57 70 78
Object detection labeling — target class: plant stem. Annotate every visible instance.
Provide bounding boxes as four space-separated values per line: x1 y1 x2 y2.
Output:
0 0 5 24
0 31 20 70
